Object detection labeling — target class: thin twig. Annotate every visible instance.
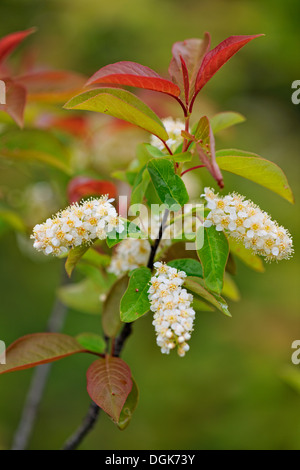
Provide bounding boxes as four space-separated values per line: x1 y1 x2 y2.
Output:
11 266 69 451
62 402 100 451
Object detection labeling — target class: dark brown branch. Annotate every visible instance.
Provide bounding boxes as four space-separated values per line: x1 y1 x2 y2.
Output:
62 402 100 451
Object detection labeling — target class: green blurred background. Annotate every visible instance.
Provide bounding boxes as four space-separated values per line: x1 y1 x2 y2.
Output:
0 0 299 450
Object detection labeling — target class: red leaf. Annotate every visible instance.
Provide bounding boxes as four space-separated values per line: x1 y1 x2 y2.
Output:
192 115 224 188
67 176 117 204
168 34 210 101
86 61 180 98
0 28 36 64
37 115 88 138
87 356 132 422
0 79 27 127
16 69 86 103
0 333 85 375
195 34 264 96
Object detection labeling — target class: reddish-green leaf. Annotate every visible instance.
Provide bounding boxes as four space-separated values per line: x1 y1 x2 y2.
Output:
86 61 180 98
64 87 168 141
0 333 85 375
86 356 132 422
169 34 210 101
194 34 263 95
215 149 294 203
67 176 117 204
0 79 27 127
17 70 86 103
0 28 35 64
193 115 224 188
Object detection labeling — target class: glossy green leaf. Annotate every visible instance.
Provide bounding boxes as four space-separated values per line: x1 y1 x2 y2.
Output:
0 333 84 374
196 226 229 294
64 87 168 141
192 297 214 312
167 258 203 278
222 273 240 301
0 129 71 174
86 356 132 422
76 333 106 354
102 276 129 338
171 151 193 162
120 267 151 322
130 166 150 206
229 238 265 273
216 149 294 203
80 248 110 268
147 158 189 207
65 245 90 277
211 111 245 134
184 276 231 317
106 220 143 248
117 377 139 430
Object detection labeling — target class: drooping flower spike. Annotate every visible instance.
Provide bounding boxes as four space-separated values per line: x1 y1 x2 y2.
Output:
31 196 124 256
148 262 195 357
202 187 293 262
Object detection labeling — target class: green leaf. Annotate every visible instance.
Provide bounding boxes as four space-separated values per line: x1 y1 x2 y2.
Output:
65 245 90 277
222 273 240 301
137 143 165 161
102 276 129 338
167 258 203 278
147 158 189 207
0 333 84 374
130 166 150 206
64 87 168 141
229 238 265 273
192 297 214 312
106 220 143 248
0 129 71 174
120 267 151 322
216 149 294 203
80 248 110 269
57 278 104 315
196 226 229 294
76 333 106 354
171 151 193 163
184 276 231 317
117 377 139 430
86 356 132 422
211 111 246 134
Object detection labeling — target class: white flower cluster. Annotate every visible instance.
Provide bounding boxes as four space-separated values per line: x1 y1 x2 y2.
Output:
31 196 124 256
108 238 151 276
148 262 195 357
202 187 293 261
150 117 185 152
108 215 171 276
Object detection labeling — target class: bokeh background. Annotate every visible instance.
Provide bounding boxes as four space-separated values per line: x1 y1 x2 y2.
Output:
0 0 299 450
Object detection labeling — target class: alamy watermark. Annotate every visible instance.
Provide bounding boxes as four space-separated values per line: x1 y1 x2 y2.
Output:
0 79 6 105
291 340 300 365
0 340 6 364
291 80 300 105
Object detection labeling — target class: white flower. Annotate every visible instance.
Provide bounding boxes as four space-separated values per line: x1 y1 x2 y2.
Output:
31 196 124 256
202 188 293 262
148 263 195 357
150 117 185 152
